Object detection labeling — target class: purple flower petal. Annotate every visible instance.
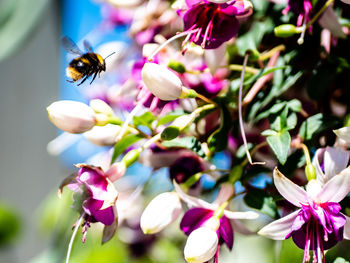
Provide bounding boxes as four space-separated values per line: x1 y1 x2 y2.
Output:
83 198 116 225
180 207 214 235
218 216 234 250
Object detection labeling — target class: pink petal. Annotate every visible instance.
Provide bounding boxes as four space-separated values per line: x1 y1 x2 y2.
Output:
344 216 350 240
318 7 346 38
317 167 350 203
341 0 350 3
273 168 307 207
258 210 300 240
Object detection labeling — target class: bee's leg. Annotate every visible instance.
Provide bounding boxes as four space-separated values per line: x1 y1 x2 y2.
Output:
90 72 98 84
66 79 74 83
77 75 89 86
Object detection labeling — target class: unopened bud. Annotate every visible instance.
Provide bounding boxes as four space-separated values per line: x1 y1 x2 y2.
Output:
47 100 96 133
305 163 317 181
229 165 243 183
142 62 183 101
168 60 186 74
89 99 114 116
83 124 120 146
140 192 182 234
105 162 126 182
184 227 218 263
274 24 298 38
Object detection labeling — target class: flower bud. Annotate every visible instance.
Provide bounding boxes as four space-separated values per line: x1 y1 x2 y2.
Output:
168 60 186 74
305 163 317 181
83 124 121 146
89 99 114 116
47 100 96 133
184 227 218 263
142 62 183 101
105 162 126 182
274 24 298 38
122 149 141 167
140 192 182 234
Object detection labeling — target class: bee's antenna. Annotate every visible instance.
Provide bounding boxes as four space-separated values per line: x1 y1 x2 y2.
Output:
104 52 116 60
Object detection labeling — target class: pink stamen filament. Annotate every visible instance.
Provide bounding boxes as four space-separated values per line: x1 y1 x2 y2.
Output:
148 29 199 61
201 18 214 48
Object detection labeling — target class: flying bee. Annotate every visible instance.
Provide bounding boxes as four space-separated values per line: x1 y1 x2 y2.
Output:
62 37 115 86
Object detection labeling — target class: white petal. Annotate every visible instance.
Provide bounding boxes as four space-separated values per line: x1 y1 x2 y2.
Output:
312 148 326 185
334 126 350 142
224 210 259 220
204 43 227 75
174 181 214 210
184 227 218 263
273 168 307 207
323 146 350 182
317 167 350 203
140 192 182 234
343 216 350 240
258 210 299 240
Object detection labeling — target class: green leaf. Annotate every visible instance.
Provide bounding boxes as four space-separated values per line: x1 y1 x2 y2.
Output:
286 99 301 112
270 107 288 132
299 113 339 141
334 258 349 263
162 137 205 158
243 189 278 218
261 129 278 136
0 203 21 247
157 109 186 126
207 105 232 152
267 131 291 165
236 143 253 159
286 112 297 130
110 134 143 163
236 20 274 56
133 111 156 129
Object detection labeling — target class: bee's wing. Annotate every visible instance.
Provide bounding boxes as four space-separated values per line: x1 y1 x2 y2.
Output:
83 40 94 53
62 36 83 55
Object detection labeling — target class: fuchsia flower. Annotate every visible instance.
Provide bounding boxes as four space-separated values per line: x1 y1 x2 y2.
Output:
175 182 259 262
181 0 253 49
258 165 350 263
282 0 313 26
63 164 118 242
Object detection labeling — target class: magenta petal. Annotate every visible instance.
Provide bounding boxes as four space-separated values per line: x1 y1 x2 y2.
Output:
180 207 214 235
83 199 115 225
218 216 234 250
78 166 108 191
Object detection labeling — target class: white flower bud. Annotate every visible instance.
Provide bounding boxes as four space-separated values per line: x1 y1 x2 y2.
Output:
141 63 183 101
107 0 143 8
47 100 96 133
89 99 114 116
184 227 218 263
83 124 121 146
140 192 182 234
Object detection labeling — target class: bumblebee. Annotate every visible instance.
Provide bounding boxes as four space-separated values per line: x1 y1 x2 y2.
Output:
62 37 113 86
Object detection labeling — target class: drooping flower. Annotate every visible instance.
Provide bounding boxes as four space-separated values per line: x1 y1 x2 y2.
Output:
258 167 350 263
282 0 313 27
180 0 253 49
60 164 118 242
175 182 259 262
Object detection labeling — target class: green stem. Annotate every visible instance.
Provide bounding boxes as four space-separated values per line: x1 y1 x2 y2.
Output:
305 0 334 29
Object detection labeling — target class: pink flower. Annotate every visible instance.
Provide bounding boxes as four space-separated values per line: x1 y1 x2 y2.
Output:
258 167 350 263
63 164 118 242
180 0 253 49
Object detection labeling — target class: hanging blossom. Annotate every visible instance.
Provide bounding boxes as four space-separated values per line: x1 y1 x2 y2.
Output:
60 164 119 242
178 0 253 49
258 166 350 263
175 182 259 262
282 0 313 27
